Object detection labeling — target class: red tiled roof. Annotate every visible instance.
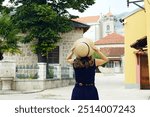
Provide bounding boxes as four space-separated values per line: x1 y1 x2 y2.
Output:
100 47 124 57
72 16 100 23
95 33 124 45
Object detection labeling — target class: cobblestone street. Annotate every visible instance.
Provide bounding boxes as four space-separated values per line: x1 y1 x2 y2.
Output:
0 73 150 100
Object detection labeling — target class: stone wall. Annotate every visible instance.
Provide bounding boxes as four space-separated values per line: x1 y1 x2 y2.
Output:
3 29 83 68
9 79 75 91
4 43 38 66
59 29 83 67
0 62 75 91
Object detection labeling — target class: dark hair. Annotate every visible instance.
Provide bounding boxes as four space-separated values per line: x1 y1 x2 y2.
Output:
73 56 94 68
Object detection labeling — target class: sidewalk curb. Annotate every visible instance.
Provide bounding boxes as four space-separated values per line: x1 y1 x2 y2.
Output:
0 89 44 95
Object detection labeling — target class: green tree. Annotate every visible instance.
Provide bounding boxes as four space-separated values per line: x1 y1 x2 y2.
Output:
0 13 21 60
0 0 13 14
8 0 95 57
1 0 95 57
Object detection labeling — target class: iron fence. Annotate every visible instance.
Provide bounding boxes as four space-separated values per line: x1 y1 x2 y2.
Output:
16 64 39 79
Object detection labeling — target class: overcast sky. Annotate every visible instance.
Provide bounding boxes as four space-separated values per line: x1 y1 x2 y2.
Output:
68 0 144 17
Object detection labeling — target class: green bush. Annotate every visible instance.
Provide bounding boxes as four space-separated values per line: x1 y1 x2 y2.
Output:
47 66 54 79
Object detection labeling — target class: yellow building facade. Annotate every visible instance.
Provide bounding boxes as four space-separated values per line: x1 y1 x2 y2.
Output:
145 0 150 81
124 0 150 89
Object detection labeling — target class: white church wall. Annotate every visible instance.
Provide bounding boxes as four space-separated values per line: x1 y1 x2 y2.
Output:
83 23 101 41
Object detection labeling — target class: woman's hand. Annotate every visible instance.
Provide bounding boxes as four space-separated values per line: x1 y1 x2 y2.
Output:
66 47 75 64
92 46 99 52
71 46 75 52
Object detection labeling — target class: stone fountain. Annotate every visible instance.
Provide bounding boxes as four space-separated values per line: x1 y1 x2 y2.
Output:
0 60 16 90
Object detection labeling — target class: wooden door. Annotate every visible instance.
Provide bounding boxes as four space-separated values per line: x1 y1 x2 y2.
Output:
140 54 150 89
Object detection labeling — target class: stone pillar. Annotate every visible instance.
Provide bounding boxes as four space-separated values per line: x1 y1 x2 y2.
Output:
55 64 61 79
69 66 74 78
37 63 46 80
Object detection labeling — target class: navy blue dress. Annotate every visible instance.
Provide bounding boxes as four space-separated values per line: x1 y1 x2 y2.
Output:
71 59 99 100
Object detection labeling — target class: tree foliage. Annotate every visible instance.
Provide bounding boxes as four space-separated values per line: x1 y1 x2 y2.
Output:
0 13 21 60
0 0 95 56
0 1 20 60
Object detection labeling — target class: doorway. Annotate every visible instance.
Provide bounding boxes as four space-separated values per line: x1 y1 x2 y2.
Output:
140 54 150 89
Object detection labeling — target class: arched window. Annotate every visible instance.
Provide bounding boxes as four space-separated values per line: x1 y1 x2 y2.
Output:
106 25 110 31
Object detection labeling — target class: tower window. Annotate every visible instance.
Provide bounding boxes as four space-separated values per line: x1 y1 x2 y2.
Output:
106 25 110 31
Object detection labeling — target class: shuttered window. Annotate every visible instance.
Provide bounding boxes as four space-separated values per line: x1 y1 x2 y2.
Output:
48 46 59 63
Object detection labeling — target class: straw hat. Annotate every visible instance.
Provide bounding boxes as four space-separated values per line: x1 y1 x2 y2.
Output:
73 38 94 57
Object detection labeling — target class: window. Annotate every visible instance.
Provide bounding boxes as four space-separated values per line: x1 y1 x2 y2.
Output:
106 25 110 31
37 46 59 63
48 46 59 63
105 61 114 68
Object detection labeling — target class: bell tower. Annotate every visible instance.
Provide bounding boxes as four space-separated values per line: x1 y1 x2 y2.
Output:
101 9 117 37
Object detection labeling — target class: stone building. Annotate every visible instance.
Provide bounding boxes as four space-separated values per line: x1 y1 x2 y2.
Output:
0 20 89 91
3 21 89 79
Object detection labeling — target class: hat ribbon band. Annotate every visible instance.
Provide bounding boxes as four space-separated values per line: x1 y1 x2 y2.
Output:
81 42 90 57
